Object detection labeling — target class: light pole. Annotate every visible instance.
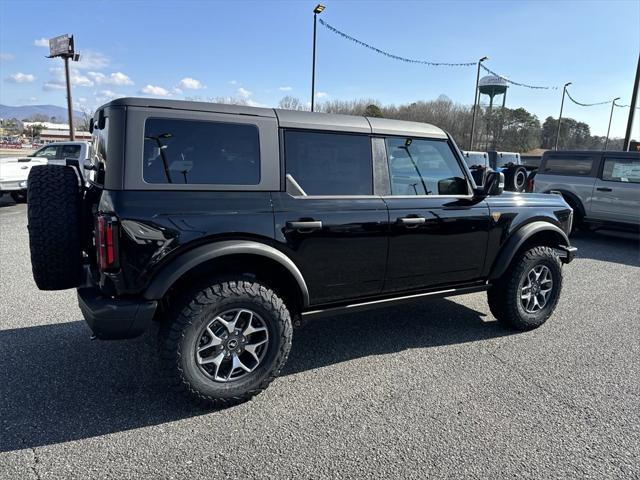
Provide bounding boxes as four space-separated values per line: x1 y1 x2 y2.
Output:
604 97 621 151
469 56 488 150
310 4 325 112
554 82 572 150
623 53 640 151
47 34 80 141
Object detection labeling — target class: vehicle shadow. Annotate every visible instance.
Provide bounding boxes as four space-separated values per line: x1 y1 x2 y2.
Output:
0 298 509 452
571 229 640 267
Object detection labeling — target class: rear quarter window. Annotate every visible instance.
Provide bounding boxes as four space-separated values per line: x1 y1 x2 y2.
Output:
541 155 596 176
143 118 260 185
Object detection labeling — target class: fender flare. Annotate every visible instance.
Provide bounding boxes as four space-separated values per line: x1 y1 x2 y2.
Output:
489 221 570 280
143 240 310 306
546 189 585 219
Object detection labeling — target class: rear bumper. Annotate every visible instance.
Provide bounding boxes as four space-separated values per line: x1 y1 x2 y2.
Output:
77 287 157 340
558 245 577 264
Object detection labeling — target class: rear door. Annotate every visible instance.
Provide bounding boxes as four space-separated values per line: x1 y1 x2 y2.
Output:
273 129 389 305
381 136 490 292
590 155 640 225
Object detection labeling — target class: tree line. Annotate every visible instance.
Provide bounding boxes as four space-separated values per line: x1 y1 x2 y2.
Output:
278 95 625 153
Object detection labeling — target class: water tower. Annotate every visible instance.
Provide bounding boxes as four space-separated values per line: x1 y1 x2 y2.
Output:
479 75 508 149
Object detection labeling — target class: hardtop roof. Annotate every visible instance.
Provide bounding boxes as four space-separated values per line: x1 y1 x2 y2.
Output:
100 97 448 139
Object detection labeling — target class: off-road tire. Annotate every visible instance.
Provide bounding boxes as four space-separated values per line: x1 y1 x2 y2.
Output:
160 279 293 408
488 246 563 331
27 165 84 290
504 166 528 192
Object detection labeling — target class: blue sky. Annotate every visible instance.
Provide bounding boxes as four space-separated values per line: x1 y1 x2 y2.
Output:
0 0 638 137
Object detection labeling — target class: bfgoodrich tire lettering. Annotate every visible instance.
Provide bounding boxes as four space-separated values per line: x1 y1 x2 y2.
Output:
160 279 293 408
27 165 83 290
488 246 563 331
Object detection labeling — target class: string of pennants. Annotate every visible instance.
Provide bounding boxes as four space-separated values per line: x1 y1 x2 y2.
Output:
319 19 632 106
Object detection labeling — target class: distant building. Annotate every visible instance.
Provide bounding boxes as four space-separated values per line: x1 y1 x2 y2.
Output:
23 121 71 131
39 129 91 143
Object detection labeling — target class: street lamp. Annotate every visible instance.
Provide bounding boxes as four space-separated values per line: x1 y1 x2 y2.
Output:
554 82 572 150
310 4 325 112
605 97 621 151
469 56 488 150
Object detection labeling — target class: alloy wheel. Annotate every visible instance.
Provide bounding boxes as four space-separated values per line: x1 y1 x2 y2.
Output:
520 265 553 313
195 308 269 382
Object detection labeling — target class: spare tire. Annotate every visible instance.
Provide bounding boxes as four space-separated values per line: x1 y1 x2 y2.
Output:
504 166 528 192
27 165 84 290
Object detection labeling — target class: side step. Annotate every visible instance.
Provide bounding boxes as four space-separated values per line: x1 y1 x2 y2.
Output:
302 284 489 319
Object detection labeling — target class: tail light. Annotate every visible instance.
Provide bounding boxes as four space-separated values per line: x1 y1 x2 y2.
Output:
527 175 535 192
95 214 119 270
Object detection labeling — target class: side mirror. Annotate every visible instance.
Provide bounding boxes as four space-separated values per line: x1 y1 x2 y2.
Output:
97 109 106 129
89 118 94 133
484 171 504 196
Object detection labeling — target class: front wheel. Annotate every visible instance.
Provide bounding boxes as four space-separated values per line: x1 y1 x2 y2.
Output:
160 279 293 408
488 246 563 331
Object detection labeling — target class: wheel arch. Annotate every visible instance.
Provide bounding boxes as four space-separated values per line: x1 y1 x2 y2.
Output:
489 221 569 280
546 189 585 219
143 241 310 309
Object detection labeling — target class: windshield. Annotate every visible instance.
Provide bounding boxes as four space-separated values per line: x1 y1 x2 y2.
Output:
464 153 488 168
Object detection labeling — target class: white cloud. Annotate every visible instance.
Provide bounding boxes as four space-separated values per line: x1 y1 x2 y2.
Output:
140 84 169 96
87 71 134 86
237 87 252 99
6 72 35 83
173 87 183 95
0 53 14 61
48 67 93 87
43 82 65 91
228 80 238 85
34 38 49 47
279 86 293 92
94 89 126 104
18 96 38 103
75 50 109 70
246 99 267 108
78 97 87 103
315 91 328 98
178 77 204 90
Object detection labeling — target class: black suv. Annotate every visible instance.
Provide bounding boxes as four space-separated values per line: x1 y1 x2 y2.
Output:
27 98 577 407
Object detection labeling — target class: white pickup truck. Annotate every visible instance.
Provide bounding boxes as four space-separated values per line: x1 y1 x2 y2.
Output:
0 141 90 202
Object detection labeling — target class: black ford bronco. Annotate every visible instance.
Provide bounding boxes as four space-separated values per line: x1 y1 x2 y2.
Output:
27 98 576 407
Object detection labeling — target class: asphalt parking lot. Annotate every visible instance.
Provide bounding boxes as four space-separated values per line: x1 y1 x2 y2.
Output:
1 198 638 479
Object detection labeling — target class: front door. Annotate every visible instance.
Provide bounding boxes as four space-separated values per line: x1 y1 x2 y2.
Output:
381 136 490 292
590 155 640 225
273 129 389 305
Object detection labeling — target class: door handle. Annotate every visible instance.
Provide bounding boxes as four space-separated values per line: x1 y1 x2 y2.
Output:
398 216 426 226
596 187 613 192
286 220 323 231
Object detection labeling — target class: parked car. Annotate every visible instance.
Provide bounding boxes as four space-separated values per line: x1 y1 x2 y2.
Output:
26 98 577 407
487 151 532 193
534 150 640 231
461 151 491 186
0 141 90 202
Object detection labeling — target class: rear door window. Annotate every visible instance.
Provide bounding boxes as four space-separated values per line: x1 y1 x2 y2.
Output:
601 157 640 183
143 118 260 185
542 155 596 176
284 130 373 195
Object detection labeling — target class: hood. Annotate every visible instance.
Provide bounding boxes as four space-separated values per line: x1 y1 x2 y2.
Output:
0 157 48 181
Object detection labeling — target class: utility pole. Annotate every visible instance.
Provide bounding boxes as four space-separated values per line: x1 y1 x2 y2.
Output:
310 4 325 112
469 56 488 150
555 82 571 150
605 97 621 151
46 34 80 140
623 53 640 151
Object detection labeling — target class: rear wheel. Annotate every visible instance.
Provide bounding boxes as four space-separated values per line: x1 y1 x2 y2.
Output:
27 165 84 290
488 246 563 331
160 279 293 408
